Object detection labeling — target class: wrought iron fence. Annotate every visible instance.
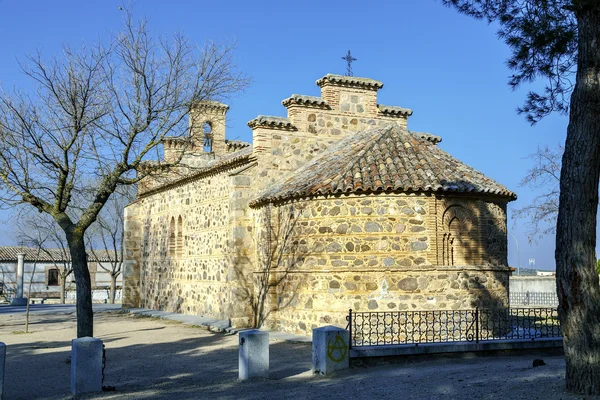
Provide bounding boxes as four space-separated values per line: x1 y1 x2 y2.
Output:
346 307 561 348
510 291 559 307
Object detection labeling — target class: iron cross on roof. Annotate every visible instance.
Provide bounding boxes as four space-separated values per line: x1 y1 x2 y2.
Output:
341 50 357 76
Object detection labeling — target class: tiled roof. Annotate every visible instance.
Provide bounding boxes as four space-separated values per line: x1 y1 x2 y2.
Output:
192 100 230 111
316 74 384 90
0 246 119 262
412 132 442 145
138 146 254 198
378 104 413 118
251 125 516 206
225 139 251 150
282 95 330 109
247 116 296 130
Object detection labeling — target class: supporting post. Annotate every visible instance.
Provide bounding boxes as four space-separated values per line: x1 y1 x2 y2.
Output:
347 309 353 350
238 330 269 380
312 326 349 375
0 342 5 400
71 337 103 394
475 307 480 344
11 253 27 306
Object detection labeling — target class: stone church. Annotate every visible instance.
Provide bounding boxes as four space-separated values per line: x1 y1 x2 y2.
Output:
123 73 516 335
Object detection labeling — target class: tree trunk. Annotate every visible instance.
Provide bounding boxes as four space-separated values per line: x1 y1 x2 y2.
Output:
67 234 94 338
60 273 66 304
25 298 30 333
555 3 600 395
109 273 117 304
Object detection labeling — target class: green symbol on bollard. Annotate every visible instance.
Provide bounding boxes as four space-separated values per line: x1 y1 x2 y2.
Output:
327 334 348 362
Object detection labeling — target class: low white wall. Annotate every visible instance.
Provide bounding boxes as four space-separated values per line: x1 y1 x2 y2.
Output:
509 276 556 293
65 289 122 302
509 276 558 306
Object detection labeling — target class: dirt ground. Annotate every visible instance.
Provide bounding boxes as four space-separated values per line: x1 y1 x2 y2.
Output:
0 311 598 400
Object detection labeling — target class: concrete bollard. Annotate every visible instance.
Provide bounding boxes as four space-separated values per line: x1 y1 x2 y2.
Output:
312 326 349 375
238 330 269 380
70 337 103 395
0 342 5 400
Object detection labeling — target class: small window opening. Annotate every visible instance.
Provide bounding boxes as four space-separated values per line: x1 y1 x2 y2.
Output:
177 216 183 257
169 217 176 256
48 268 59 286
203 122 213 153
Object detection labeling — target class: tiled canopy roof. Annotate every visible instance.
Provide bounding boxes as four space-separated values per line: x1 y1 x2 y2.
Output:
247 116 296 130
225 139 251 150
0 246 119 262
316 74 384 90
282 95 330 109
251 125 516 206
377 104 413 118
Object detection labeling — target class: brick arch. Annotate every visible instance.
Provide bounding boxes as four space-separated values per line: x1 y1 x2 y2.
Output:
442 204 476 229
441 203 480 266
202 121 213 152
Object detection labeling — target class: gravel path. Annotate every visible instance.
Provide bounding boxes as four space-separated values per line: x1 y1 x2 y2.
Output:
0 311 597 399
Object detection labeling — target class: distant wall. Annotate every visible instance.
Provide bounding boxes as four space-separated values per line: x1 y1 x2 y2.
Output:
509 276 557 306
509 276 556 293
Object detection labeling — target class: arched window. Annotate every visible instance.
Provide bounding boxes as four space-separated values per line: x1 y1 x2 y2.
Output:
47 268 59 286
177 216 183 257
442 204 479 266
202 121 213 153
169 217 176 256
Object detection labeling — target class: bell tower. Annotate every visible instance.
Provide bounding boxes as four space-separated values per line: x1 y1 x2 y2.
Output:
190 101 229 156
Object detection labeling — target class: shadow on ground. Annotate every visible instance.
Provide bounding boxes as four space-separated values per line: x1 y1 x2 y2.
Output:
0 313 587 400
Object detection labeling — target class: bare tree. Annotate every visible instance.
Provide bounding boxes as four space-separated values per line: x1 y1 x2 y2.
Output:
16 211 73 303
513 145 562 241
86 185 136 304
513 144 599 243
0 9 248 337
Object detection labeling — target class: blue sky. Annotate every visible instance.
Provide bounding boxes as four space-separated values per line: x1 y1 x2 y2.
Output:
0 0 591 269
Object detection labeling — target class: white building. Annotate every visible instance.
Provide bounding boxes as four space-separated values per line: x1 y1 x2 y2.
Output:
0 246 122 303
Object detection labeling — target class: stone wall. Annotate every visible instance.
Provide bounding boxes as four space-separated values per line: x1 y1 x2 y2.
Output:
253 194 509 336
124 171 237 318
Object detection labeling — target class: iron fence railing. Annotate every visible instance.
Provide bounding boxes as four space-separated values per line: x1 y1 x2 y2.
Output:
346 307 561 348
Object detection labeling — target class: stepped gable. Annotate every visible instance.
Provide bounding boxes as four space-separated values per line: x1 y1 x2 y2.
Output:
251 124 516 206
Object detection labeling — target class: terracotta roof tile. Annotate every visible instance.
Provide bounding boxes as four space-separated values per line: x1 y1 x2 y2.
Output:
377 104 413 118
247 116 296 130
0 246 119 262
282 94 330 109
251 125 516 206
316 74 384 90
